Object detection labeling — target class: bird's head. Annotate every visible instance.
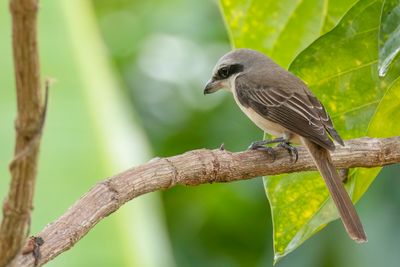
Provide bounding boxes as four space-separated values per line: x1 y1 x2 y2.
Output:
204 48 270 94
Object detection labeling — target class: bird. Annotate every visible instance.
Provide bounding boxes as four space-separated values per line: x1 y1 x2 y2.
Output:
204 48 367 242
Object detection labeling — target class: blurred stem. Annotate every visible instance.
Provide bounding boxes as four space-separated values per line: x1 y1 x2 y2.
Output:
59 1 175 267
0 1 46 266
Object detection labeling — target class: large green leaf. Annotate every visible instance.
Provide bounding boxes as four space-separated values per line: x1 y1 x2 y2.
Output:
368 76 400 137
219 0 357 68
267 0 400 261
220 0 400 262
379 0 400 76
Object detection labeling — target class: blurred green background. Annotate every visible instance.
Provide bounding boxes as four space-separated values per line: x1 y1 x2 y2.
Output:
0 0 399 266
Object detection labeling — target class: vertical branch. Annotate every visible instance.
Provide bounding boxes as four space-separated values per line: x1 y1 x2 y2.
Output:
0 0 45 266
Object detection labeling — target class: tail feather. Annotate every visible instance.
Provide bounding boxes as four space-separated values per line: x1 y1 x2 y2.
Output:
301 137 367 242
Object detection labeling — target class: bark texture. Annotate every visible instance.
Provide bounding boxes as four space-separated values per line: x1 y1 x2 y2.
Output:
0 1 45 266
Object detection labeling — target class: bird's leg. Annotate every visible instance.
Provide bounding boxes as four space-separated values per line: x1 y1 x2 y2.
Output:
277 141 298 163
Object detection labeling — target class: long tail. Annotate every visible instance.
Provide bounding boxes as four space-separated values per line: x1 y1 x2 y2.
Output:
301 137 367 242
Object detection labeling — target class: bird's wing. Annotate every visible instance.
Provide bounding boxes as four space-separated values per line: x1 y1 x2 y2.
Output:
235 76 338 150
304 89 344 146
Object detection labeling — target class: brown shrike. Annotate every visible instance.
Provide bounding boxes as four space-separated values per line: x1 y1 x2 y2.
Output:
204 48 366 242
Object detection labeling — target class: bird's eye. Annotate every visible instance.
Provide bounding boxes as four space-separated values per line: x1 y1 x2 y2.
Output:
218 66 230 79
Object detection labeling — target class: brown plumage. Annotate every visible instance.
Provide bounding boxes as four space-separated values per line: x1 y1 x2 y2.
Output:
204 48 367 242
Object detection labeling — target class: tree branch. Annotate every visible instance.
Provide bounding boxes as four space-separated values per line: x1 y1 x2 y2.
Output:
0 0 45 266
11 136 400 266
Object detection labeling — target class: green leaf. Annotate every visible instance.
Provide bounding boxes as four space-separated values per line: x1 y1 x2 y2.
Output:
368 64 400 137
219 0 357 68
220 0 400 261
379 0 400 76
264 0 400 261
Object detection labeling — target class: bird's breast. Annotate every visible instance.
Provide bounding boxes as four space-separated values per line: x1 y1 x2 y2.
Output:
242 106 287 137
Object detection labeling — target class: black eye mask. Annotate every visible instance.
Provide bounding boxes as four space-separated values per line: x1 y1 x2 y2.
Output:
216 64 244 80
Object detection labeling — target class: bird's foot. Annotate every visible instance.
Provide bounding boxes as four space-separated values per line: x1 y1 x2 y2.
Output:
247 138 287 161
277 142 298 163
248 144 276 161
248 137 298 162
247 137 286 150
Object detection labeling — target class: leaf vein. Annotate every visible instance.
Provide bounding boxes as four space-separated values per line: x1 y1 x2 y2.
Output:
309 59 378 87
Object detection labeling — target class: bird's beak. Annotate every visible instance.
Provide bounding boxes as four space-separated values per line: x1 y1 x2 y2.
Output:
204 79 223 95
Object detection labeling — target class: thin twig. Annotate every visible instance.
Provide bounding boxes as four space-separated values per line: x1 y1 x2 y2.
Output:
12 136 400 267
0 0 45 266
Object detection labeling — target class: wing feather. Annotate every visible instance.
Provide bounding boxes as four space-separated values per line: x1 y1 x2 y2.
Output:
235 76 341 150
